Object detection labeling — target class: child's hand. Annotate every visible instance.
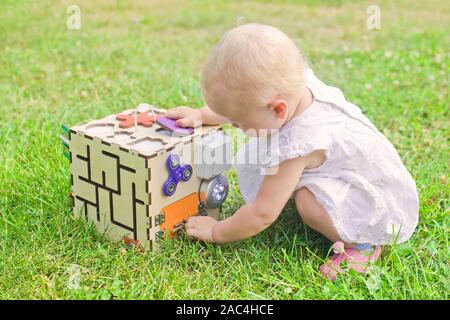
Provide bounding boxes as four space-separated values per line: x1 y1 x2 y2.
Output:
185 215 218 243
165 106 202 128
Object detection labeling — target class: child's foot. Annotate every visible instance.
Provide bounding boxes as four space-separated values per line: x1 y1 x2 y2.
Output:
319 241 382 281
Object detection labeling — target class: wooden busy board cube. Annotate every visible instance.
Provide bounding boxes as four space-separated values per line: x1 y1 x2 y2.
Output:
66 104 231 251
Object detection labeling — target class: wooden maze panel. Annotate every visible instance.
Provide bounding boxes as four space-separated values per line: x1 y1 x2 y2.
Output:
70 133 149 245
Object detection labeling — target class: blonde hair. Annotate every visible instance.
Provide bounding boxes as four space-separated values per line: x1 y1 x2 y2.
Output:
201 23 305 112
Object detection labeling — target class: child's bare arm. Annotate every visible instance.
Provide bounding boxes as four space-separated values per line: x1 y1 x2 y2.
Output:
200 106 230 125
165 106 229 127
186 151 324 243
211 156 308 243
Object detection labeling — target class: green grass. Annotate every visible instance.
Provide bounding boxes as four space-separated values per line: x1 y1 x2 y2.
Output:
0 0 448 299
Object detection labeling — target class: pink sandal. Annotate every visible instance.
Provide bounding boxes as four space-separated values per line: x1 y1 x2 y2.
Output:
319 242 382 281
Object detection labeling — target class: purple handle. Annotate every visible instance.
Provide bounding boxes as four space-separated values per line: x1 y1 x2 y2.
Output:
156 117 194 136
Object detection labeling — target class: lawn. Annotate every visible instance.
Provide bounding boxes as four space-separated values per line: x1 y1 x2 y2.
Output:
0 0 448 299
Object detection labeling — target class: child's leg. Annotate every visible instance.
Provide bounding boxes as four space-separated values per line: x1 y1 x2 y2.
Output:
294 187 346 244
295 187 382 281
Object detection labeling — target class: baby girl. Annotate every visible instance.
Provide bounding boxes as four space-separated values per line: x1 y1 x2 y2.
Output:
165 23 419 281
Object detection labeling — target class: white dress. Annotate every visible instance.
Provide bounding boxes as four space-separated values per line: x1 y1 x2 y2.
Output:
235 68 419 245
